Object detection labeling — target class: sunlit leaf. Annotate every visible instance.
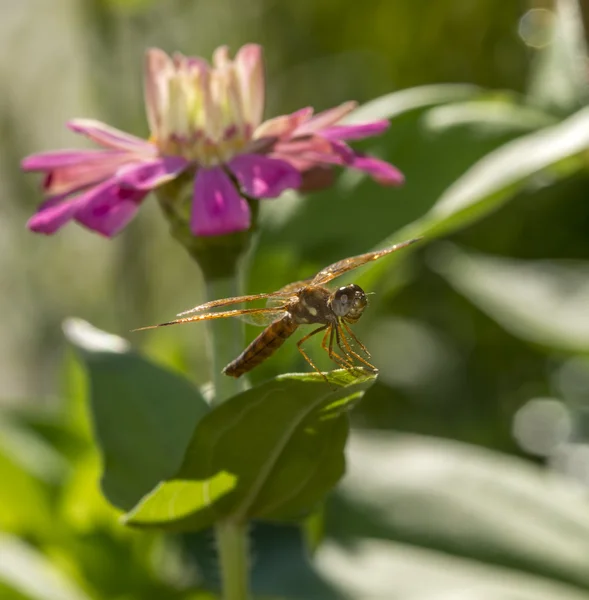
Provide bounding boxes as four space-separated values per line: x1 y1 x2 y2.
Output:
425 99 556 134
324 431 589 595
527 0 589 115
430 243 589 352
0 535 91 600
64 318 209 511
344 83 481 123
125 370 376 531
355 105 589 289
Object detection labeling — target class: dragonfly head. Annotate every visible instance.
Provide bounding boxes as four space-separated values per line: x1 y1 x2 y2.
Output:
331 284 367 322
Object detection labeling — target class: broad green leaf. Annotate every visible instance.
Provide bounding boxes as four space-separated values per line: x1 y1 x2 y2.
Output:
355 105 589 290
125 370 376 531
430 243 589 352
527 0 589 116
0 535 91 600
0 414 61 536
343 83 481 123
324 431 589 595
316 539 589 600
425 99 556 134
64 318 209 511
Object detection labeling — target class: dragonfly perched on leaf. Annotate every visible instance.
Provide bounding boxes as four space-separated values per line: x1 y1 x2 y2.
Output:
135 238 421 379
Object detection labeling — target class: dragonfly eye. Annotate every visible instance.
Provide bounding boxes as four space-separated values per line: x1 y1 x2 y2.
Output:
332 284 367 318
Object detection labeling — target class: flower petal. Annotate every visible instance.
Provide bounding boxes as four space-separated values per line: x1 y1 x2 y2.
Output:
68 119 156 154
27 195 79 234
144 48 174 138
253 107 313 140
294 101 357 136
191 167 250 236
349 153 405 186
74 180 147 237
116 156 188 190
23 150 139 196
228 154 301 198
320 120 390 141
235 44 265 129
22 149 115 171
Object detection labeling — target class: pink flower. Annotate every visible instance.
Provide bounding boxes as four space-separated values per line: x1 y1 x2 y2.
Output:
22 45 402 238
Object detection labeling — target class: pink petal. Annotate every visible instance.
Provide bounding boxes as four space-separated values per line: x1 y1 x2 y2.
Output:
235 44 265 129
272 137 333 157
253 108 313 140
23 150 138 196
349 154 405 186
27 195 79 234
22 149 117 171
74 180 147 237
320 120 390 141
115 156 188 190
68 119 156 155
144 48 174 137
228 154 301 198
273 138 351 167
191 167 250 236
294 102 357 136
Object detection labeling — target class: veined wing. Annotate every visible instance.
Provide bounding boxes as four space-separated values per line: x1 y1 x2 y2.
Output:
134 307 287 331
177 291 295 317
311 238 421 285
240 310 287 326
267 278 311 308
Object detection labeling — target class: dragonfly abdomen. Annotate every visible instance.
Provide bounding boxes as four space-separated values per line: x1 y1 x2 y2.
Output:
223 315 298 378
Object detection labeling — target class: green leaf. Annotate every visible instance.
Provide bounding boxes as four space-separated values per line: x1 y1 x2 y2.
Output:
527 0 589 116
323 431 589 596
125 370 376 531
430 243 589 352
0 534 92 600
64 318 209 511
343 83 482 123
355 105 589 290
424 98 556 135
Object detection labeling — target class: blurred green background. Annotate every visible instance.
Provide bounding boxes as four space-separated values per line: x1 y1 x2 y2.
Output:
3 0 589 598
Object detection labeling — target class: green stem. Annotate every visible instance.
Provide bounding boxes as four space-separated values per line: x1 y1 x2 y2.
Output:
205 274 247 406
204 270 250 600
215 520 250 600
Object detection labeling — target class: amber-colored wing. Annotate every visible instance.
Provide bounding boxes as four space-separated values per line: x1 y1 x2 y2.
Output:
133 306 287 331
266 278 312 308
176 290 297 317
310 238 421 286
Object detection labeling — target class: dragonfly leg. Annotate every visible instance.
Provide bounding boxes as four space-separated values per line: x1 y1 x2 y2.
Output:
322 325 354 370
335 323 378 373
341 320 371 358
297 325 330 382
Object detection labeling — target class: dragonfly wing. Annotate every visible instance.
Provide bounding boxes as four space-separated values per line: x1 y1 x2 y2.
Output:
134 307 286 331
311 238 421 285
266 278 310 308
240 310 286 326
177 290 295 317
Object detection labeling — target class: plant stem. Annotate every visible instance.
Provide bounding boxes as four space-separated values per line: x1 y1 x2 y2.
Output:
205 271 249 600
215 520 250 600
205 274 247 406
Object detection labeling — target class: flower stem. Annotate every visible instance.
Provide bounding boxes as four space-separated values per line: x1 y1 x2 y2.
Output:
215 520 250 600
205 273 247 406
204 270 249 600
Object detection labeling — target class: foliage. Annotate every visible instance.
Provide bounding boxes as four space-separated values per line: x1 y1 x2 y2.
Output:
4 0 589 599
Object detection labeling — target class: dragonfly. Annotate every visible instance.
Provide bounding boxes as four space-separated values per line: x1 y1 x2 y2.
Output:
135 238 420 379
